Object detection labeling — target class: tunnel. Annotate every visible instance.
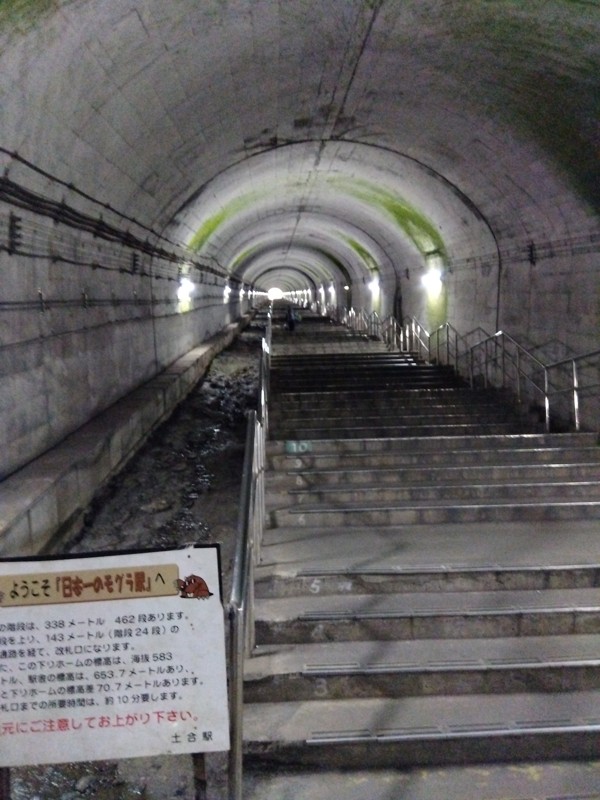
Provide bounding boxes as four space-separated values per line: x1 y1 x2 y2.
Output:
1 3 600 796
0 7 598 564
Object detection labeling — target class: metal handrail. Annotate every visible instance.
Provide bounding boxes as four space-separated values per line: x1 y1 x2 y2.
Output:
399 316 430 360
544 348 600 432
428 322 461 371
342 307 599 432
227 310 271 800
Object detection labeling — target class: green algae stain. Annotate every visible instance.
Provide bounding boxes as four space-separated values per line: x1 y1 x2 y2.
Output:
345 237 378 272
188 191 264 252
0 0 57 33
188 208 229 252
328 176 447 259
230 246 258 272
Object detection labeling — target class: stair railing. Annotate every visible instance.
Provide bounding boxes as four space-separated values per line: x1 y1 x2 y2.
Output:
470 333 600 432
545 348 600 432
428 322 461 371
228 310 271 800
399 316 430 361
381 315 401 350
344 308 599 432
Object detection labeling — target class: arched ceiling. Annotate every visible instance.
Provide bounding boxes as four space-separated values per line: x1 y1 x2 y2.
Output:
0 0 598 297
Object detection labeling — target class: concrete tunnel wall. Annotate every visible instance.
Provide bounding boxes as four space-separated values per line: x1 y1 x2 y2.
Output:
0 1 599 556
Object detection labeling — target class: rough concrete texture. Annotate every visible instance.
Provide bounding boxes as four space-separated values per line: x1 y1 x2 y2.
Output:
0 316 252 556
8 325 262 800
0 7 598 502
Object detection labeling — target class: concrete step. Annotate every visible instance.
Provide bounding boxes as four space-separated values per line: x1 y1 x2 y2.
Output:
266 461 600 490
271 421 534 439
256 519 600 586
270 357 421 368
270 377 466 392
270 348 421 358
262 325 600 786
267 442 600 470
269 402 520 419
243 690 600 768
254 587 600 644
267 478 600 508
271 385 509 402
267 446 600 471
245 634 600 702
267 432 599 455
270 368 462 384
271 410 528 428
255 563 600 598
268 497 600 527
242 761 600 800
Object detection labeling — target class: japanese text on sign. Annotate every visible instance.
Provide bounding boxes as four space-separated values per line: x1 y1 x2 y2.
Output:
0 564 179 608
0 546 229 767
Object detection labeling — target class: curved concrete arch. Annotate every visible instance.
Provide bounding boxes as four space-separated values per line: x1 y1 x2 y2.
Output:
248 265 320 296
223 209 399 295
1 0 599 489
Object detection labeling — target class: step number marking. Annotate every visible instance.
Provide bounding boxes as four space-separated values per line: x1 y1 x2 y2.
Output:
285 440 313 454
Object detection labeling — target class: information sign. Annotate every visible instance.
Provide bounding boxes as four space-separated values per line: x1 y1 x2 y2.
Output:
0 545 229 766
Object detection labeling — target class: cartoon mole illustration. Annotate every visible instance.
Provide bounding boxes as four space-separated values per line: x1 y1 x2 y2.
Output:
176 574 213 599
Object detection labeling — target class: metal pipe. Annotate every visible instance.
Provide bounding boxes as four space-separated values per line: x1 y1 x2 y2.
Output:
227 411 257 800
573 360 580 431
228 604 244 800
544 369 551 432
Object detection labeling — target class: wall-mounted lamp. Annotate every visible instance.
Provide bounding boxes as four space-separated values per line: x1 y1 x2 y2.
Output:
177 277 194 303
177 277 195 312
421 268 443 298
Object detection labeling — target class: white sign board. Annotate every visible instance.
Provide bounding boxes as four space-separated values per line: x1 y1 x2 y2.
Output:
0 545 229 767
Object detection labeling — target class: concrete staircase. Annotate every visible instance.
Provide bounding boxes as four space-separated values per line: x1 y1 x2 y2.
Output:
242 313 600 798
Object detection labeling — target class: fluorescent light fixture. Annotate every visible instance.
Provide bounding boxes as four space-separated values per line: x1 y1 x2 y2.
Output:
177 277 194 303
421 268 442 297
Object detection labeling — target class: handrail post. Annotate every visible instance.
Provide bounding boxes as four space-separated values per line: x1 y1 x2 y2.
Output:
469 346 474 388
572 359 580 431
228 604 244 800
484 340 489 388
544 368 551 432
454 329 458 372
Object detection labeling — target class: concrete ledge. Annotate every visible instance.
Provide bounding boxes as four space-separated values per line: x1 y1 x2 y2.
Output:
0 316 251 557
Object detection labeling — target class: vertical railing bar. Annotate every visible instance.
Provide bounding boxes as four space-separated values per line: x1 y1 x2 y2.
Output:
544 368 551 432
469 345 474 388
572 359 580 431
